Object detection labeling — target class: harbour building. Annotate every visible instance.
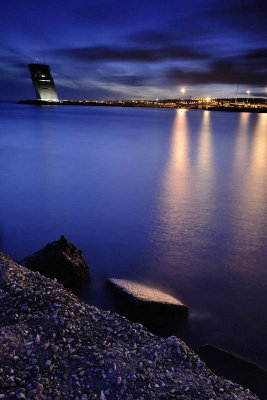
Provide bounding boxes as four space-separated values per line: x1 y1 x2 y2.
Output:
29 64 59 101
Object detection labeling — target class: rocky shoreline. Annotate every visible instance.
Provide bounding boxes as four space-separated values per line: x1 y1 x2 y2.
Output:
0 253 260 400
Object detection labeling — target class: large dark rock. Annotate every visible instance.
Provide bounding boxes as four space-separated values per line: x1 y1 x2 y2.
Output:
21 236 89 288
107 278 188 328
199 345 267 399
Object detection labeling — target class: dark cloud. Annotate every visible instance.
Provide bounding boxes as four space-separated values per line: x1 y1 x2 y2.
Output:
252 92 267 98
244 48 267 60
232 48 267 72
99 74 150 87
51 45 209 63
162 60 267 86
48 41 266 88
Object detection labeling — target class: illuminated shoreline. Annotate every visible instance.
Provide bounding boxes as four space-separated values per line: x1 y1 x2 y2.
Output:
18 98 267 113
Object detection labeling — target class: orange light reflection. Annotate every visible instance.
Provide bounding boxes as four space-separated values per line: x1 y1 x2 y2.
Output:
162 109 189 214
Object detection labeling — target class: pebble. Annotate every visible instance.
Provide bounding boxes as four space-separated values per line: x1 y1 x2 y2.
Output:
0 254 260 400
100 391 106 400
117 377 122 385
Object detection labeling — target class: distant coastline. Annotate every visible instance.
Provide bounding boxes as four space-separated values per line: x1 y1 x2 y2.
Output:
18 99 267 113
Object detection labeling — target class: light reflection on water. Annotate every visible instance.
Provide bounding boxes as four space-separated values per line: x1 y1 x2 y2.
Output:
145 110 266 367
150 110 217 276
229 113 267 273
160 109 190 228
198 111 213 169
248 113 267 203
0 104 266 368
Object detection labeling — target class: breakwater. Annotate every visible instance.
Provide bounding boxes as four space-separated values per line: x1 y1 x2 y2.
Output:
17 99 267 112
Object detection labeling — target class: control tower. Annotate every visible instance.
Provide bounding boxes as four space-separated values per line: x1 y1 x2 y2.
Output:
29 64 59 101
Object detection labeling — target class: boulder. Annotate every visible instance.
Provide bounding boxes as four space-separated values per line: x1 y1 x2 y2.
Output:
199 345 267 399
21 235 89 288
107 278 188 327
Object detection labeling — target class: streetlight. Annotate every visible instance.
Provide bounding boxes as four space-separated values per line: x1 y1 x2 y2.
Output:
206 97 211 107
246 90 250 104
180 88 186 103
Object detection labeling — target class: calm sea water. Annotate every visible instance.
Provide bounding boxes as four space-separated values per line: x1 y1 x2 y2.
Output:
0 103 266 368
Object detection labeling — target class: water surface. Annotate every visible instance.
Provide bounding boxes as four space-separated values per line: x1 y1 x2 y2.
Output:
0 103 266 368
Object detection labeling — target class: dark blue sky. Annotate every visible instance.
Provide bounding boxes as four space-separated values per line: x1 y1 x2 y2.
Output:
1 0 266 100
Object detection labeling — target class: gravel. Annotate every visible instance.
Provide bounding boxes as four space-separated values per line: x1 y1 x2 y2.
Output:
0 253 259 399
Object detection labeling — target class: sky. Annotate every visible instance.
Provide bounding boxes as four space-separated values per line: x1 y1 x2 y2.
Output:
0 0 266 100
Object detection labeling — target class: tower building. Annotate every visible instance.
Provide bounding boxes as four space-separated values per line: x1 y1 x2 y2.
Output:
29 64 59 101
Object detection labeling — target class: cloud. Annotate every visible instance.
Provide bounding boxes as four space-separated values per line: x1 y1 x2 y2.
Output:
231 48 267 73
243 48 267 64
251 92 267 98
162 59 267 86
43 41 267 94
99 74 150 87
50 44 210 63
207 0 267 36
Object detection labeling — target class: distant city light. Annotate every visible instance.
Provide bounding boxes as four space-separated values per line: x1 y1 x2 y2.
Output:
206 97 211 102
